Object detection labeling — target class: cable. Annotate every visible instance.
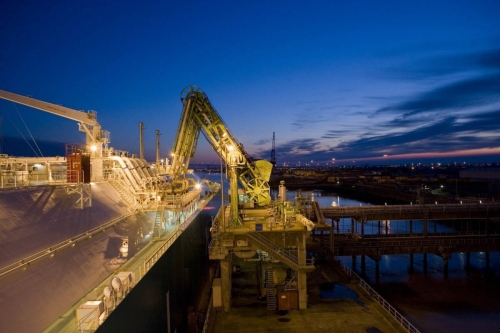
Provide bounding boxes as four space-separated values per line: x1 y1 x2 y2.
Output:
1 106 40 157
11 103 44 157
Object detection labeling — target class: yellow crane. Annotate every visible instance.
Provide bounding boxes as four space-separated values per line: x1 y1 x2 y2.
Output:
169 85 273 225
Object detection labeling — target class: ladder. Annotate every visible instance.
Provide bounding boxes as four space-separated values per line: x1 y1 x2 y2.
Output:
265 268 276 310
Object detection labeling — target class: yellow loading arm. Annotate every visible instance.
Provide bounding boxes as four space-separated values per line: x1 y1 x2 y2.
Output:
170 85 273 225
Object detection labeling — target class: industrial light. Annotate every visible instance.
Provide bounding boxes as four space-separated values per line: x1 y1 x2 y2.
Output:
90 145 97 152
195 183 201 189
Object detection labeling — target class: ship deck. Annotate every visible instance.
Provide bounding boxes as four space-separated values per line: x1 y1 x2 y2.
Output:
0 181 214 333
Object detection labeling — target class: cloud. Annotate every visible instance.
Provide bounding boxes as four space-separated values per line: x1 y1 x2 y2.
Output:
476 48 500 69
321 129 351 139
265 108 500 164
260 48 500 165
253 138 270 145
291 109 331 130
386 48 500 79
333 109 500 158
378 74 500 117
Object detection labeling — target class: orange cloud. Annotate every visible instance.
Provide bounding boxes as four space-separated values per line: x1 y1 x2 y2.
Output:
335 147 500 163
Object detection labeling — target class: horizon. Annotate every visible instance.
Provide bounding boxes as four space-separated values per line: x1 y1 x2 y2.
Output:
2 134 500 169
1 1 500 165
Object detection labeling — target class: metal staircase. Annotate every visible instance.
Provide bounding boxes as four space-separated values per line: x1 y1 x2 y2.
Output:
152 208 165 238
108 178 136 209
246 232 314 271
265 268 276 310
312 201 325 224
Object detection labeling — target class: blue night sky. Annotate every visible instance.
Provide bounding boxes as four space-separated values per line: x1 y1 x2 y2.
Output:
1 0 500 166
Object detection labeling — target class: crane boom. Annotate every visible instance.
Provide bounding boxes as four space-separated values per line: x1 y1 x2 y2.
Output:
0 89 109 155
170 85 273 225
0 90 98 126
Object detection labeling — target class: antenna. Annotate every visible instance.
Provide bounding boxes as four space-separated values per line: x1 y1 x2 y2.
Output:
139 122 144 159
270 132 276 166
155 130 161 165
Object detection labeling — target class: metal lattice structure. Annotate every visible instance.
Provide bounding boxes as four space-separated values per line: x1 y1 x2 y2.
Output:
170 85 273 224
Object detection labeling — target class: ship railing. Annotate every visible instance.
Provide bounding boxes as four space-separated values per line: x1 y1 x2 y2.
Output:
143 227 183 273
0 213 136 279
0 170 61 187
334 258 421 333
69 215 193 333
159 189 201 210
69 206 203 332
66 188 217 332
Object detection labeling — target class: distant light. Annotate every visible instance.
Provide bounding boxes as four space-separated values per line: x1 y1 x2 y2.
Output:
383 154 388 157
195 183 201 189
227 145 234 151
90 145 97 152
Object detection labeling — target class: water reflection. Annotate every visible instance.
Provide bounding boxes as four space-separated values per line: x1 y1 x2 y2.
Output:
290 189 500 333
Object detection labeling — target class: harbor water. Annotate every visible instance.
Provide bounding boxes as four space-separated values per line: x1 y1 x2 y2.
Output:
290 188 500 333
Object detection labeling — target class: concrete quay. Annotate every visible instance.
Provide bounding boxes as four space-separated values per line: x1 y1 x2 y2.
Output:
209 243 408 333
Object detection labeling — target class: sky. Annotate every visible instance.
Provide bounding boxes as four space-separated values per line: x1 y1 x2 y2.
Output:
1 0 500 166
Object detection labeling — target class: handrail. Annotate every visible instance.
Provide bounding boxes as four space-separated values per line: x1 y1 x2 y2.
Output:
246 232 314 270
143 228 183 272
71 191 215 332
333 258 421 333
0 212 135 278
321 203 500 218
